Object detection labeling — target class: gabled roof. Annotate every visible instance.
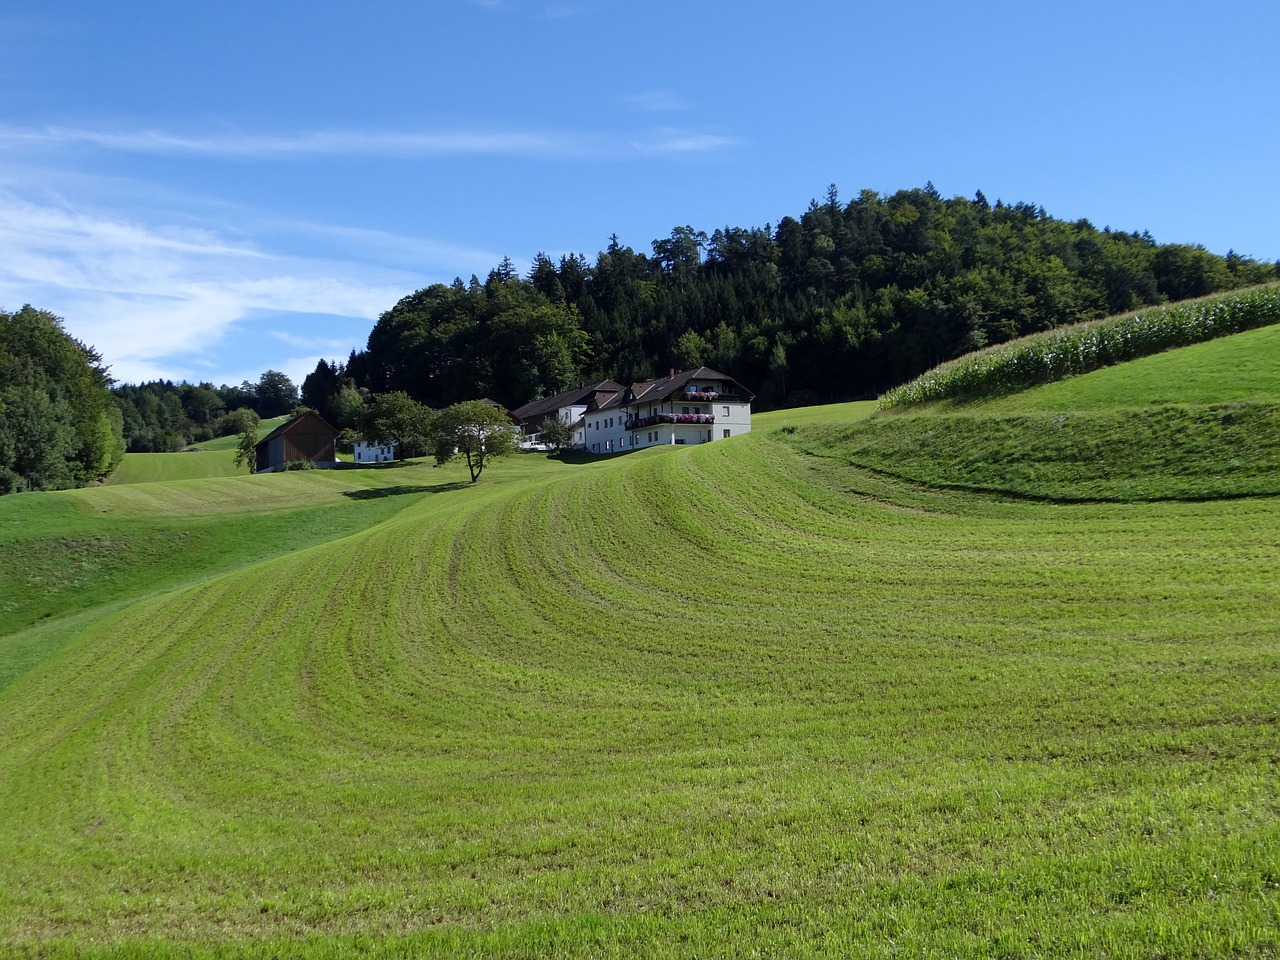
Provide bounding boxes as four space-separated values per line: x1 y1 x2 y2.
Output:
512 380 624 420
594 367 755 411
254 411 339 452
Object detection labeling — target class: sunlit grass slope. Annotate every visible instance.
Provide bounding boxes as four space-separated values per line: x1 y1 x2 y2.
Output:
105 416 293 484
1 408 1277 957
798 324 1280 501
194 415 290 451
0 459 543 690
975 320 1280 412
105 449 240 484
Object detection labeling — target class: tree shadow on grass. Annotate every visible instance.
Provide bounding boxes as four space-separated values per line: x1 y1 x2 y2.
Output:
342 481 470 500
545 450 631 464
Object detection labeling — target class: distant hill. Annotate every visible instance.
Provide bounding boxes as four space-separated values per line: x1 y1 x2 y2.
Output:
349 185 1280 412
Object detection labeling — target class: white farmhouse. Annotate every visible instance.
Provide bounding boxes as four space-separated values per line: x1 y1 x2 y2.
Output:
581 367 754 454
353 438 397 463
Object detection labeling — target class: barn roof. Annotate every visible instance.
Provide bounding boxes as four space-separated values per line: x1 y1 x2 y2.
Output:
254 411 340 453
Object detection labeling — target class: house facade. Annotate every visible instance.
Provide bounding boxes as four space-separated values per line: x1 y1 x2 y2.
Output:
581 367 753 454
511 380 624 449
254 412 340 473
353 439 396 463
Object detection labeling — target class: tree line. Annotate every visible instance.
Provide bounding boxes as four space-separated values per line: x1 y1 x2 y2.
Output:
7 183 1275 494
348 184 1278 411
1 305 125 493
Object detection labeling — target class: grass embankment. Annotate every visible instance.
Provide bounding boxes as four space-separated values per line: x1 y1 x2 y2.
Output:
793 310 1280 501
0 403 1277 956
879 284 1280 409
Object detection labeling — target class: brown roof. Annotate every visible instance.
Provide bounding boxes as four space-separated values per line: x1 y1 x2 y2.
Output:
592 367 754 412
512 380 624 420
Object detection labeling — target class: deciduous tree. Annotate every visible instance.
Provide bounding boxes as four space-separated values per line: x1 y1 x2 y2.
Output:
360 391 433 460
433 400 516 483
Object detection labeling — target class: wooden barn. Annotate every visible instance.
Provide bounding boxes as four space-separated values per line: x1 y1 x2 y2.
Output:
254 412 340 473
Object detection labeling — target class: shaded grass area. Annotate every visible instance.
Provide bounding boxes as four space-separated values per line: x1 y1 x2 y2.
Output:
0 416 1277 956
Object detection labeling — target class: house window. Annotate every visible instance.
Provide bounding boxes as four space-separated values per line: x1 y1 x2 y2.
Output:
723 406 730 417
723 429 730 439
681 406 689 414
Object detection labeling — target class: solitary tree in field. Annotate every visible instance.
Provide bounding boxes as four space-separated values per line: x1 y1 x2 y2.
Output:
433 400 516 483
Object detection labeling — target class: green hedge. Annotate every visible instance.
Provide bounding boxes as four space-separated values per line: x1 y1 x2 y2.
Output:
880 284 1280 409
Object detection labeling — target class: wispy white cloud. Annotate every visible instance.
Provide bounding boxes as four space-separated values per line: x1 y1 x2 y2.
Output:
632 130 739 156
0 122 736 161
0 125 565 158
0 189 414 384
268 330 354 353
622 90 691 113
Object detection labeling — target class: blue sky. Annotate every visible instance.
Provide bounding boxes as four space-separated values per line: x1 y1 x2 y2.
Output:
2 0 1276 388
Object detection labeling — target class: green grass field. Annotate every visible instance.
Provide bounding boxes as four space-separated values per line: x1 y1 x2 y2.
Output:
104 416 294 485
804 322 1280 502
1 334 1277 957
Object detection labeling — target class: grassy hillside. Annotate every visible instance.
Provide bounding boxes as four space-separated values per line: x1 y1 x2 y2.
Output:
881 284 1280 409
0 398 1277 955
796 321 1280 501
195 415 290 451
105 449 240 484
104 416 293 484
975 321 1280 412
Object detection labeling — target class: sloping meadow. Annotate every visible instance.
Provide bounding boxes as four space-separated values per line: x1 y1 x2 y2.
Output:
879 284 1280 410
809 305 1280 502
1 416 1277 957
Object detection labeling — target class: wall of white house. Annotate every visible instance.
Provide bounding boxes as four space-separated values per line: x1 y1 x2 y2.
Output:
583 396 751 454
353 440 396 462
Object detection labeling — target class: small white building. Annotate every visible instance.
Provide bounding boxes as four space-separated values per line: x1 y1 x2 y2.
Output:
353 438 397 463
582 367 754 455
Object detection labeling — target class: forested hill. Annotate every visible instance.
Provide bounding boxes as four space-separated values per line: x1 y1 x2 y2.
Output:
347 185 1278 411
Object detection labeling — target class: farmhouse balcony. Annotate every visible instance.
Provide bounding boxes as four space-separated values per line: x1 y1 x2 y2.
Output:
625 412 716 430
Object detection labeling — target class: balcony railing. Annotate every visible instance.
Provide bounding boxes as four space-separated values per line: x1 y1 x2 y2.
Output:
626 412 716 430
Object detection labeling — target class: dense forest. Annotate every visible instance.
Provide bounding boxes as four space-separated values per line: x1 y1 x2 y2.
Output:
346 185 1278 411
0 305 124 493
